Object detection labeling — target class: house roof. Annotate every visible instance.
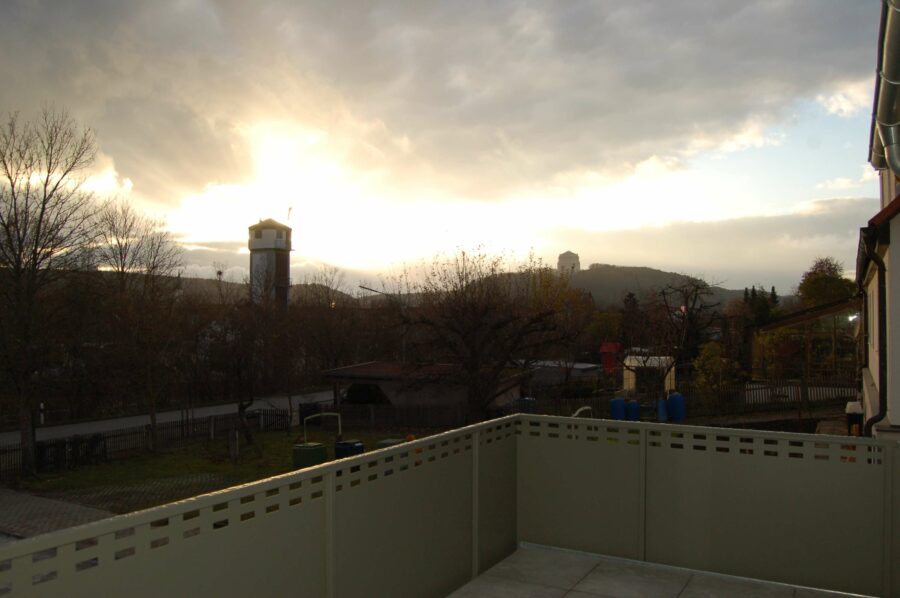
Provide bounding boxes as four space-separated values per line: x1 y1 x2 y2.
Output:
249 218 291 231
869 1 891 169
856 198 900 283
623 355 672 368
525 360 599 371
756 296 861 332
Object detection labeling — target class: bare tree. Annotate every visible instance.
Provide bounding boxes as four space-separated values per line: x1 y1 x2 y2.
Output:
658 277 719 371
97 198 145 291
397 251 575 420
96 198 183 448
0 107 98 473
617 278 718 401
96 198 183 292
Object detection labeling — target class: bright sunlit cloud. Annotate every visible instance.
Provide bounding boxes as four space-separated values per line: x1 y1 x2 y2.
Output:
816 79 871 118
169 127 777 272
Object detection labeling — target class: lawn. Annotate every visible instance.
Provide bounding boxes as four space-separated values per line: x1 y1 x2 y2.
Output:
15 426 436 511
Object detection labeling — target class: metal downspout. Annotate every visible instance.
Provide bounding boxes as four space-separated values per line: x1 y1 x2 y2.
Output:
877 1 900 172
863 229 889 436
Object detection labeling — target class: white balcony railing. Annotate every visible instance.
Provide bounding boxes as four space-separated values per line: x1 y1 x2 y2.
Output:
0 415 897 597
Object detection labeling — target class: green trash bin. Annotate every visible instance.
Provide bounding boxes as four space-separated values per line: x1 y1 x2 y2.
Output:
293 443 327 469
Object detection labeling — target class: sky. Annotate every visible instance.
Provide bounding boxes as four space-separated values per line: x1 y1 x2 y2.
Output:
0 0 883 293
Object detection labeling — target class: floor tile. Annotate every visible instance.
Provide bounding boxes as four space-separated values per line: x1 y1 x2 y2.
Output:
680 573 793 598
447 574 567 598
485 546 602 590
563 591 618 598
573 558 690 598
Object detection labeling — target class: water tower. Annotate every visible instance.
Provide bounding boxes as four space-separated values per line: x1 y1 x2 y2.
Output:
248 219 292 306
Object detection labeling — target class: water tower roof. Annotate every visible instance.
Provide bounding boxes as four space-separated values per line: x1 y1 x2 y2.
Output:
559 250 578 257
249 218 291 232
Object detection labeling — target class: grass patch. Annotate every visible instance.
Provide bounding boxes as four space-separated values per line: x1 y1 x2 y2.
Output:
16 426 434 494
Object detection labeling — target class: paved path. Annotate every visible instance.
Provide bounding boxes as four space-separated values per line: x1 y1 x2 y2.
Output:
0 488 111 541
40 473 239 515
0 472 242 543
0 391 332 445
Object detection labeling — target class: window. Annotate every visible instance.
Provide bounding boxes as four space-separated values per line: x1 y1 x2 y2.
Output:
276 230 283 239
254 230 262 239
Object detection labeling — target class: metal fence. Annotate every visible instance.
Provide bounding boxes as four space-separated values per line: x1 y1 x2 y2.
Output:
517 379 855 419
0 409 290 480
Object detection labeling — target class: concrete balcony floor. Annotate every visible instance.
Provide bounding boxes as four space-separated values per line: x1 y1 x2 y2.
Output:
449 545 862 598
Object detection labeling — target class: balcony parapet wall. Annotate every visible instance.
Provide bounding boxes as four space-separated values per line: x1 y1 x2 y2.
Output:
0 415 896 597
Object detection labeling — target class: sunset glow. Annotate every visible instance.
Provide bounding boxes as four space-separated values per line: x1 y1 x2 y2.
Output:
1 1 876 290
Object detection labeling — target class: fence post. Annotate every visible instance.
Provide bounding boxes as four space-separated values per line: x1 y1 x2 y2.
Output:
228 429 239 463
144 424 154 453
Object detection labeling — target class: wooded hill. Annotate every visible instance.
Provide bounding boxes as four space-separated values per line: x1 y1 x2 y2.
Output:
569 264 745 308
176 264 749 309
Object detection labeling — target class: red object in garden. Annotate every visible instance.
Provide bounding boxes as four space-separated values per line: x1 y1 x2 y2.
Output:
599 342 622 374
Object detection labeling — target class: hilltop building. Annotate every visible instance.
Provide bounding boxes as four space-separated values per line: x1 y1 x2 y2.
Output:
248 218 291 307
557 250 580 274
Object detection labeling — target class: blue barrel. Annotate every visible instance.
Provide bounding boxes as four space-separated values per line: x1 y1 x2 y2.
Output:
656 398 668 422
667 392 686 422
610 397 626 420
334 440 365 459
625 400 640 421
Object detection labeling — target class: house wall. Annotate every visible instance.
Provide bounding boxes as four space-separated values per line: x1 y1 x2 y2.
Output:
881 169 899 210
248 227 290 251
380 381 467 407
622 367 675 394
888 217 900 428
863 266 880 421
374 380 519 409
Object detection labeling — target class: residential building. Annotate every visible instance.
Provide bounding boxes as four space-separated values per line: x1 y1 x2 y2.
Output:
860 1 900 440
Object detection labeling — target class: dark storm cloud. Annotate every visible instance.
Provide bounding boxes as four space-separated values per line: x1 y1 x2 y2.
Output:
0 0 878 201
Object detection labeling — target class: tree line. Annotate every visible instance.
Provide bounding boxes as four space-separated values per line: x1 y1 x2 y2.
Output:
0 108 861 474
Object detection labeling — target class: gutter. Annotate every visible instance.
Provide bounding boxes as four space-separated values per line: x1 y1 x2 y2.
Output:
874 1 900 170
861 227 889 436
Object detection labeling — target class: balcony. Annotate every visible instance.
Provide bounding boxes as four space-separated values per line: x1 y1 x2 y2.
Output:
0 414 897 597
